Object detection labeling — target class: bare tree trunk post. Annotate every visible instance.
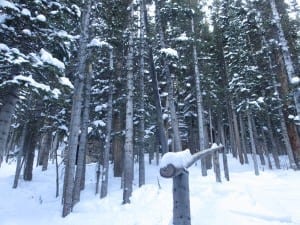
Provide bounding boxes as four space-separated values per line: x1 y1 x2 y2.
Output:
173 170 191 225
222 149 230 181
213 151 221 183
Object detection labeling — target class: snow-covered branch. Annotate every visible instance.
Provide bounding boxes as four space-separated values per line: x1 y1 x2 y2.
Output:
160 144 224 178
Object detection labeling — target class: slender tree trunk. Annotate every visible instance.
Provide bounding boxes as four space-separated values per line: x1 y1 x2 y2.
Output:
261 126 273 169
101 55 114 198
246 108 259 176
72 63 92 206
138 0 146 187
155 0 182 152
251 117 265 166
55 144 60 198
239 112 249 164
12 123 27 188
189 12 209 175
231 102 244 164
144 6 168 155
266 115 281 169
123 8 135 203
62 0 91 217
0 86 18 166
227 104 237 157
41 129 52 171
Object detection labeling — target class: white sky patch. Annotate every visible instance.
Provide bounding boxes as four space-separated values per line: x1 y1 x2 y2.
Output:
40 48 65 70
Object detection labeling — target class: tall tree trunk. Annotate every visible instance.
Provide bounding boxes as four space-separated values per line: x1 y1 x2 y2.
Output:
143 4 168 155
138 0 146 187
23 122 39 181
112 111 123 177
123 8 135 204
261 126 273 170
266 114 281 169
239 112 249 164
246 108 259 176
155 0 182 152
101 52 114 198
190 12 209 175
0 85 18 166
62 0 91 217
12 122 27 188
275 50 299 169
231 102 244 164
41 128 52 171
270 0 300 120
72 63 92 206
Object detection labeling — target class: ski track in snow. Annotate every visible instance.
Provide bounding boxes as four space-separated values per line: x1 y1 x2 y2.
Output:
0 155 300 225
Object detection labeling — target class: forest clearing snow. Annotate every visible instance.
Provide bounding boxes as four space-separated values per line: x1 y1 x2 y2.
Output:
0 155 300 225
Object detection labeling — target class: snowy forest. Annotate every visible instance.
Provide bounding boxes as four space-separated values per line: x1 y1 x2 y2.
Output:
1 0 300 224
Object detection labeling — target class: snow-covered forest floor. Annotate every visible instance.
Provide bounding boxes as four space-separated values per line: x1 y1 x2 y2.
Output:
0 154 300 225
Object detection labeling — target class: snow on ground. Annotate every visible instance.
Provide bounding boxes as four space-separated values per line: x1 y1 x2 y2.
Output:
0 154 300 225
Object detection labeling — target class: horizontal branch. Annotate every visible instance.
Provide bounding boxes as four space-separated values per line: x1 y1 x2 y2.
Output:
186 145 224 168
160 145 224 178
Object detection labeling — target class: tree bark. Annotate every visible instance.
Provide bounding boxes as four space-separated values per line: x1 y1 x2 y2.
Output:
155 0 182 152
270 0 300 120
101 59 114 198
144 4 168 155
123 7 135 203
23 122 39 181
41 129 52 171
62 0 91 217
72 63 92 206
12 122 27 188
138 0 146 187
0 85 18 166
246 108 259 176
